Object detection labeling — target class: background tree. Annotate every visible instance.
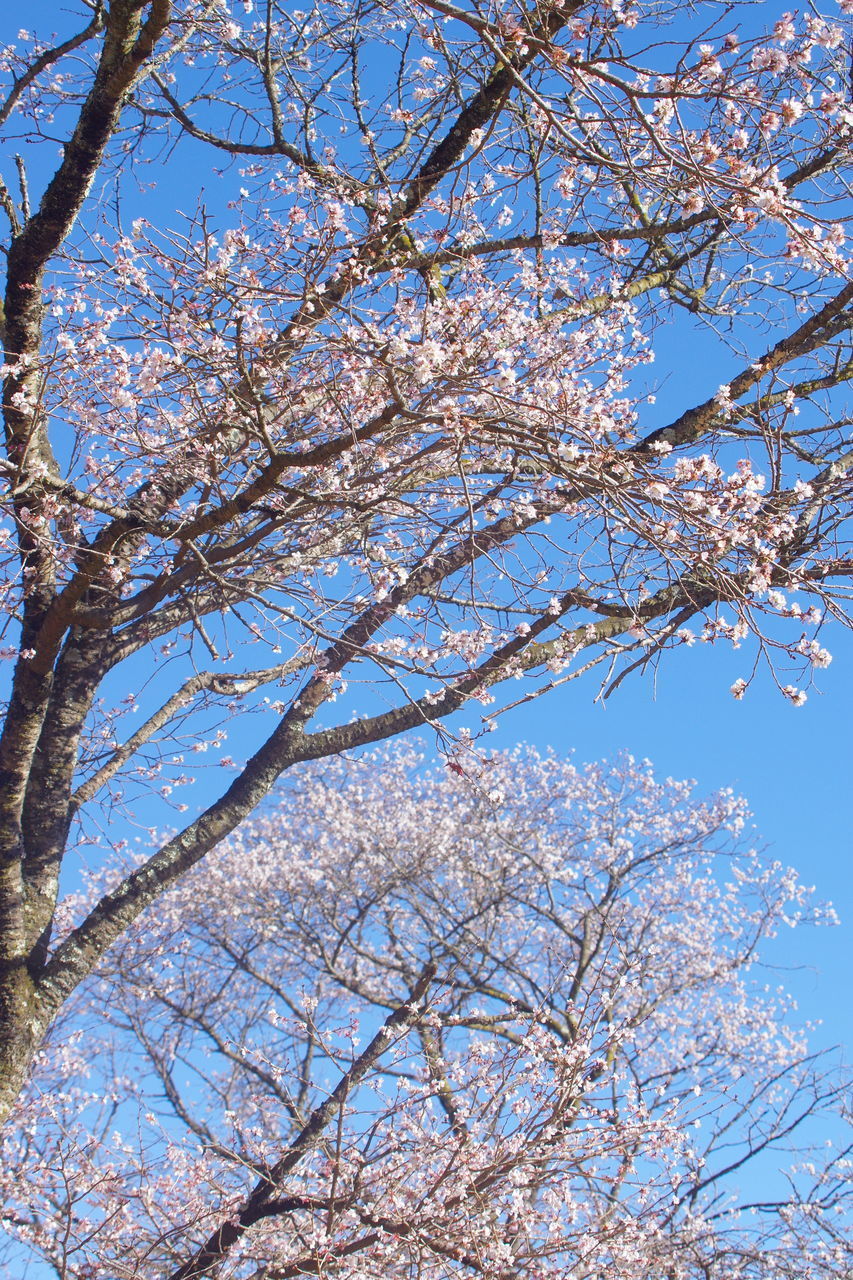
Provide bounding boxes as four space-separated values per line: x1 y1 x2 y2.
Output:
0 747 849 1278
1 0 853 1117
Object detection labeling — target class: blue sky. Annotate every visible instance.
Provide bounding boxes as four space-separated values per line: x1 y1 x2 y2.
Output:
490 623 853 1054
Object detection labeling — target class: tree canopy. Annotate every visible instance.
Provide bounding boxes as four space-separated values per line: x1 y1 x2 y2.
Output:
2 748 849 1277
0 0 851 1140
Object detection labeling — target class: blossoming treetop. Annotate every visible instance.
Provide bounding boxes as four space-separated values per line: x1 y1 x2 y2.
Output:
2 749 848 1277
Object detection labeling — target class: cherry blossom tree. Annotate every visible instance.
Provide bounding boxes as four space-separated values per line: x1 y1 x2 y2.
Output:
1 747 849 1278
1 0 853 1120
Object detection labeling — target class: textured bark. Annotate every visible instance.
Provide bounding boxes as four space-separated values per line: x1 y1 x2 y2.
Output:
21 631 114 964
0 0 173 1123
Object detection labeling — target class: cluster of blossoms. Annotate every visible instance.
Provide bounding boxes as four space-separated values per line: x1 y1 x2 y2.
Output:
1 748 847 1277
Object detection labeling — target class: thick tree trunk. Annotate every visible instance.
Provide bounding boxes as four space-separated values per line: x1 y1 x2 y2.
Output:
0 0 174 1126
0 965 46 1122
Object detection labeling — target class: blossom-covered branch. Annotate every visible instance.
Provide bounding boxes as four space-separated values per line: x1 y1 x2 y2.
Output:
0 0 852 1123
